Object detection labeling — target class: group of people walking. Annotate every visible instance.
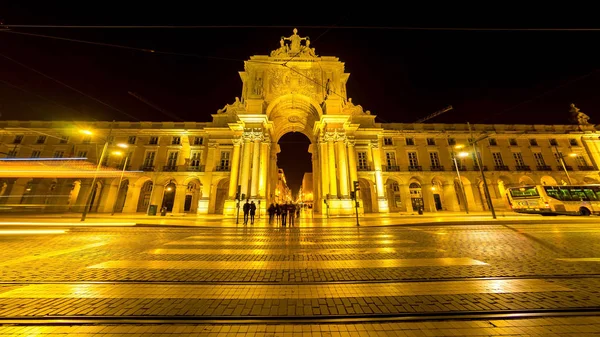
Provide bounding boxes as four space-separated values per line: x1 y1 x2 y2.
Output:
242 200 303 226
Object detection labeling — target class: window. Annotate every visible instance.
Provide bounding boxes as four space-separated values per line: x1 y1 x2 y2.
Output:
7 149 18 158
405 138 415 146
77 151 88 158
190 151 201 167
357 152 368 169
447 138 456 146
143 151 156 168
549 139 558 146
128 136 137 144
576 155 588 167
554 152 563 164
385 152 396 167
82 136 91 144
426 138 436 146
172 136 181 145
219 151 231 169
533 153 545 166
512 152 525 166
53 151 64 158
408 152 419 167
509 138 518 146
59 136 69 144
36 135 47 144
529 139 538 146
492 152 504 166
488 138 497 146
31 150 41 158
166 151 178 167
429 152 440 167
149 136 159 145
13 135 23 144
383 137 393 146
569 139 579 146
193 137 203 145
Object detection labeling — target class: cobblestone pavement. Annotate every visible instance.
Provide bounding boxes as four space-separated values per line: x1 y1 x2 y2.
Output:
0 217 599 335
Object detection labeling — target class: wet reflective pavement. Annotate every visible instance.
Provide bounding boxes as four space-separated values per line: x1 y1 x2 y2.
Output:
0 215 599 335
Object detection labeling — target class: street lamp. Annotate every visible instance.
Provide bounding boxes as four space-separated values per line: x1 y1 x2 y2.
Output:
467 123 496 219
554 146 577 185
111 145 130 215
452 146 470 214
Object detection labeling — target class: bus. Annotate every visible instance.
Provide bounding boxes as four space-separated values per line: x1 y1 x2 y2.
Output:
506 184 600 216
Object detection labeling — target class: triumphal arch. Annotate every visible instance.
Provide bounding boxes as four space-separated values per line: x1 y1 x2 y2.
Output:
219 28 385 216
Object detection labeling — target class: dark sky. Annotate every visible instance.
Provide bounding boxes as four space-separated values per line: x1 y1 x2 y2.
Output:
1 4 599 193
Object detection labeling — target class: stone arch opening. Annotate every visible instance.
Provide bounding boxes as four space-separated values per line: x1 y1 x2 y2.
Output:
137 180 153 212
214 178 229 214
385 177 402 212
409 181 424 212
183 177 202 213
276 132 312 207
161 180 177 212
358 178 373 213
541 175 558 186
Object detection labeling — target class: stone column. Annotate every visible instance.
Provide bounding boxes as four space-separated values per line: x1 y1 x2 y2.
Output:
240 134 252 198
400 184 413 212
5 179 28 206
336 134 349 197
258 137 270 198
205 142 217 172
251 136 261 198
371 142 385 198
442 182 460 211
327 135 338 198
171 183 187 214
75 180 93 213
150 184 165 207
346 139 358 186
122 183 142 213
319 137 329 198
422 183 437 212
228 137 242 199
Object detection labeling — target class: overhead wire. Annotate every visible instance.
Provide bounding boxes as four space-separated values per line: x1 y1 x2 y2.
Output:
0 51 141 121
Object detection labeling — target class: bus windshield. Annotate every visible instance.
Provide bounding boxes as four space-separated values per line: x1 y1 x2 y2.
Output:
509 186 539 198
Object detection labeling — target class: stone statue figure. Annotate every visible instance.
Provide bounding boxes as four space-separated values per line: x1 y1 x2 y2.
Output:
254 77 263 96
569 103 591 125
217 97 243 114
284 28 307 53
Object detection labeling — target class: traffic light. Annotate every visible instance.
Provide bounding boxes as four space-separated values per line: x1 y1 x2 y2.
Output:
353 181 360 191
236 185 241 200
350 191 355 199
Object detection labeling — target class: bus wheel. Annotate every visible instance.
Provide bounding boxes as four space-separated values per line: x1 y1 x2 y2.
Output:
579 207 591 216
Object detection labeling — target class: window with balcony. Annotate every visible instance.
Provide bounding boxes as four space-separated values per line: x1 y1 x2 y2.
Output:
30 150 41 158
492 152 506 169
357 152 369 170
149 136 159 145
142 151 156 170
7 149 18 158
77 151 88 158
217 151 231 171
426 138 436 146
447 138 456 146
383 137 393 146
533 152 547 169
429 152 442 170
190 151 202 171
549 138 558 146
569 139 579 146
385 152 398 171
193 137 203 145
165 151 179 171
408 151 420 170
513 152 529 170
488 138 497 146
405 138 415 146
82 136 91 144
576 155 589 167
59 136 69 144
128 136 137 144
529 139 538 146
36 135 47 144
53 151 64 158
509 138 517 146
172 136 181 145
13 135 23 144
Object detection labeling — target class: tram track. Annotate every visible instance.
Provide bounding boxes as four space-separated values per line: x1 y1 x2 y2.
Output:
1 308 600 325
1 273 599 286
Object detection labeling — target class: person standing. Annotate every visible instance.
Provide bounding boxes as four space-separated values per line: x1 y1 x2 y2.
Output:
249 201 257 225
268 203 275 224
281 203 288 227
243 200 250 225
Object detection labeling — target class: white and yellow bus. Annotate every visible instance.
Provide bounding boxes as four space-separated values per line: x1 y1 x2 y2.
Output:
506 184 600 216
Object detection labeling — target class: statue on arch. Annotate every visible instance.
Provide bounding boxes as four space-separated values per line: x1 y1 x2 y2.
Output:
217 97 243 114
284 28 307 54
569 103 591 125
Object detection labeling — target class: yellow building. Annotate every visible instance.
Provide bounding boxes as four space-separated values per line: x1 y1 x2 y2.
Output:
1 29 599 216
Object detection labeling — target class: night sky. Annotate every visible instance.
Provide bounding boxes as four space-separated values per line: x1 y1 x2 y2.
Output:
1 4 599 193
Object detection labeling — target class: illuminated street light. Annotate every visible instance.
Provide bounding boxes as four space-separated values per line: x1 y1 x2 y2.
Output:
467 123 496 219
554 145 578 185
452 147 470 214
79 129 93 136
110 144 130 216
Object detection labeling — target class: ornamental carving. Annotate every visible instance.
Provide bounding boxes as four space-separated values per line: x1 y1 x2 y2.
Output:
267 67 320 101
270 28 318 58
217 97 244 114
343 98 371 115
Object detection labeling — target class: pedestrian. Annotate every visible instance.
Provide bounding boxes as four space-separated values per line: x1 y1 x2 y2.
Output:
243 199 250 225
250 201 257 224
281 203 288 227
275 204 281 224
268 203 275 224
288 203 296 226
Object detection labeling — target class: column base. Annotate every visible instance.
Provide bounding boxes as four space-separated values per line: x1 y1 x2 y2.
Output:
324 198 363 216
377 198 389 213
223 199 240 217
197 198 210 214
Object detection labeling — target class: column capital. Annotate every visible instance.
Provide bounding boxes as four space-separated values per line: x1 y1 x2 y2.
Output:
345 137 356 147
232 137 243 146
370 141 379 149
323 131 336 142
207 142 218 149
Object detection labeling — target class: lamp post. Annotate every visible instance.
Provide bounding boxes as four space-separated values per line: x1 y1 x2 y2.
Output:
111 144 130 215
452 147 470 214
80 129 110 222
554 146 577 185
467 122 496 219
